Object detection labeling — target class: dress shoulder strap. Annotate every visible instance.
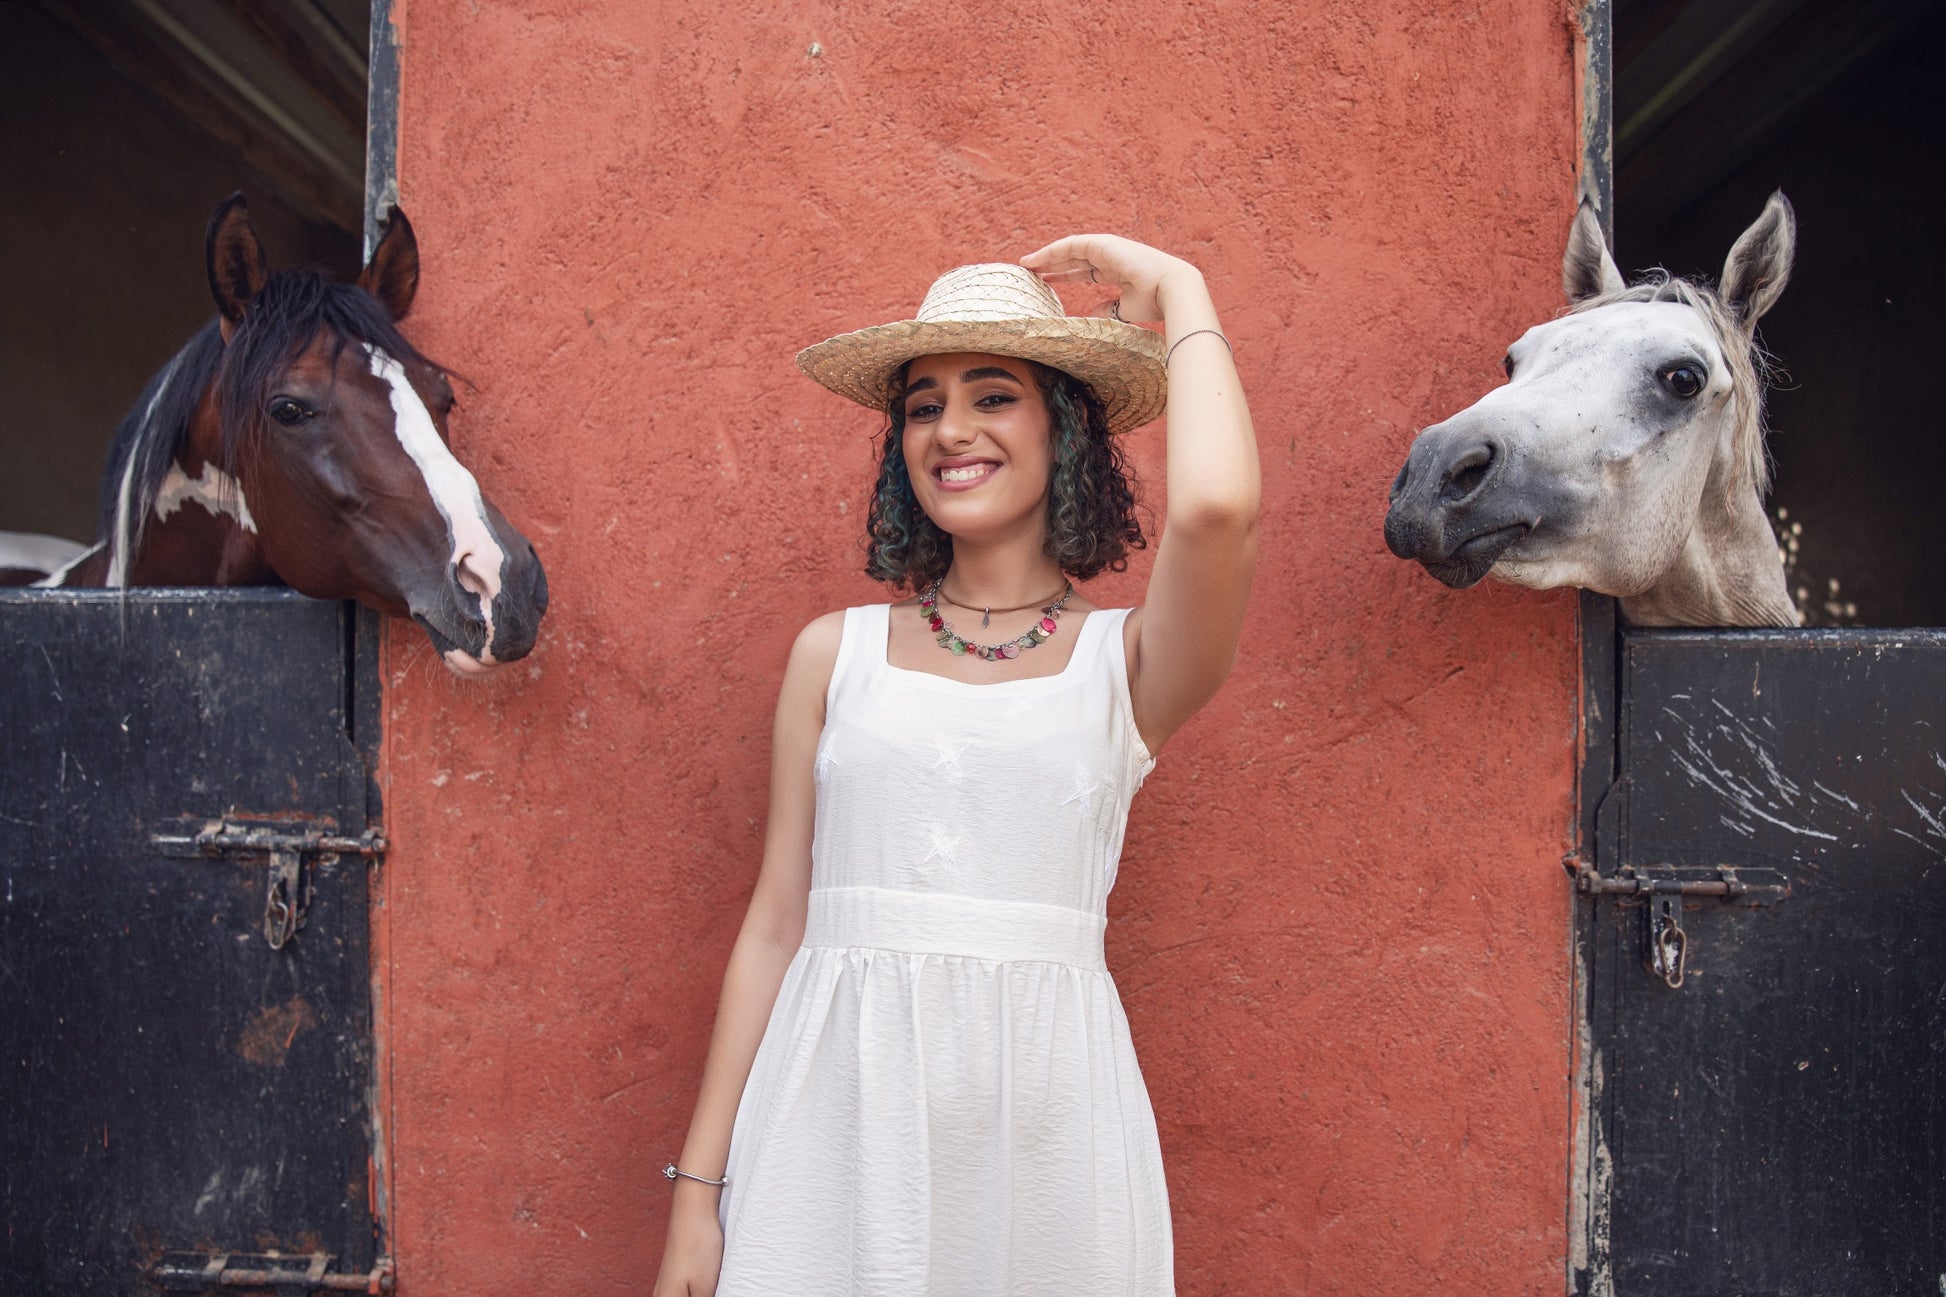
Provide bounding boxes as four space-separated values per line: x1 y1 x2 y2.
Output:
824 604 881 712
1090 606 1135 682
1091 607 1156 779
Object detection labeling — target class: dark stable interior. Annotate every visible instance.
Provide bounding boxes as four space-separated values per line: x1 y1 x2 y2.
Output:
1614 0 1945 627
0 2 366 548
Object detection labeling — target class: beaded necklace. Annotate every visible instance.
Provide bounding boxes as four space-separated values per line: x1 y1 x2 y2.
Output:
919 578 1074 661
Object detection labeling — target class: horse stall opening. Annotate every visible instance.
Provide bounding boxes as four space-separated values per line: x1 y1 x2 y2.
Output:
0 1 366 557
1611 0 1946 629
1568 3 1946 1291
0 3 390 1291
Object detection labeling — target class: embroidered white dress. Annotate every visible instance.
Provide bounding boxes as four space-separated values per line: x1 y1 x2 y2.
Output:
717 603 1172 1296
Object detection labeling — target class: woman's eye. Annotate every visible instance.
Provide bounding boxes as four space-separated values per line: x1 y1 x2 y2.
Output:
975 393 1017 410
906 402 941 421
1659 365 1705 399
268 397 315 426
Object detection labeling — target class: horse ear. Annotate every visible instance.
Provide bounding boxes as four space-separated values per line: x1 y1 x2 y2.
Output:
1563 199 1625 302
206 192 268 336
358 207 420 321
1720 190 1795 329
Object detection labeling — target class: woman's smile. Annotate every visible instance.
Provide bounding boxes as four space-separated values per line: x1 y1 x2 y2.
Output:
934 456 1001 489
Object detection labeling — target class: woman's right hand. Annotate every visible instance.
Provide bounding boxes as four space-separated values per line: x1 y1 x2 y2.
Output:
653 1190 724 1297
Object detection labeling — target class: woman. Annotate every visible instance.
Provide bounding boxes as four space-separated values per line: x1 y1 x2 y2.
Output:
654 234 1259 1296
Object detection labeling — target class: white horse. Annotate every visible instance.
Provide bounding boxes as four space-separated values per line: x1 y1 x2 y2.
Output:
1384 193 1799 627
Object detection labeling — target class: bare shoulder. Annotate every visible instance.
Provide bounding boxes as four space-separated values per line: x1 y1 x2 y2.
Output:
776 609 850 725
789 609 848 668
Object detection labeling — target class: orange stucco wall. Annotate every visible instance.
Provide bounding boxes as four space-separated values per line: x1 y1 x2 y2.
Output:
378 2 1584 1291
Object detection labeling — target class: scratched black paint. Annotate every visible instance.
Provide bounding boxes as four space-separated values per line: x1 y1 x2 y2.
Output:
0 590 380 1292
1586 628 1946 1295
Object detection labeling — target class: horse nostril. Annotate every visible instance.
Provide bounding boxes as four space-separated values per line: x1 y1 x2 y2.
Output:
453 558 491 601
1438 441 1498 505
1390 460 1411 501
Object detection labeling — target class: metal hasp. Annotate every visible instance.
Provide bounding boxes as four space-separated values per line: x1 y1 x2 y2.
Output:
1573 861 1789 989
150 1250 395 1294
152 818 388 951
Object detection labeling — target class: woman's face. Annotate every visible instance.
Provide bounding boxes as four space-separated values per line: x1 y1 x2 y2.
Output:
900 352 1054 546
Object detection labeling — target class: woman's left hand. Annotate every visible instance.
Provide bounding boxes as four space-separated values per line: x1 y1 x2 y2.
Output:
1020 234 1206 326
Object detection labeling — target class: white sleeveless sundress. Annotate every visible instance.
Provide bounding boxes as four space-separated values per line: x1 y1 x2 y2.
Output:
717 603 1172 1296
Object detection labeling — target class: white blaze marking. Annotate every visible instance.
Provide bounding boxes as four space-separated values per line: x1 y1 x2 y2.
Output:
368 347 507 661
153 462 258 532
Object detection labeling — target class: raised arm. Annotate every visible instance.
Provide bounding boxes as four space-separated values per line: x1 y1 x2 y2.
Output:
654 612 839 1297
1021 235 1260 752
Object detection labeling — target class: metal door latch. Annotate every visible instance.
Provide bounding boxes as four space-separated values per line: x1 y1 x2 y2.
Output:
1648 895 1687 988
150 1250 394 1293
152 818 387 951
263 850 305 949
1572 861 1788 989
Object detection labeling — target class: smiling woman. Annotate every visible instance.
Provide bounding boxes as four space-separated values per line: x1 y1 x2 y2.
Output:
868 352 1144 607
653 239 1260 1297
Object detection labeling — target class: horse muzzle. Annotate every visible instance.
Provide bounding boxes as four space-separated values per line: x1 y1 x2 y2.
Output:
411 542 549 674
1385 422 1537 589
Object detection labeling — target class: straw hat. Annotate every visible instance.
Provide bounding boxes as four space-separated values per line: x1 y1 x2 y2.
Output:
795 263 1167 434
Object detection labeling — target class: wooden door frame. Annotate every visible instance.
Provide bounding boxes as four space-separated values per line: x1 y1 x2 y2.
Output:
357 0 399 1259
1570 2 1618 1291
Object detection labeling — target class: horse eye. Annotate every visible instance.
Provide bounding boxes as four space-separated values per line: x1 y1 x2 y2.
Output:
268 396 314 426
1660 366 1705 399
1502 354 1515 378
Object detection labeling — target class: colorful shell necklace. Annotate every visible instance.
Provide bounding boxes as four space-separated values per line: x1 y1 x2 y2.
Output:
919 577 1074 661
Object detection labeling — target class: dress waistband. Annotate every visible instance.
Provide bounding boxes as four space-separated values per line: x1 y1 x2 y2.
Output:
802 886 1107 971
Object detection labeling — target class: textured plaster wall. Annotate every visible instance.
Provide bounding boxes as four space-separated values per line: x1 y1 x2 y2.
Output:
380 1 1584 1291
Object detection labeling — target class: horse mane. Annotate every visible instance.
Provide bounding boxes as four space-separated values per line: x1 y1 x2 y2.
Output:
1568 270 1774 499
96 320 224 583
95 269 436 581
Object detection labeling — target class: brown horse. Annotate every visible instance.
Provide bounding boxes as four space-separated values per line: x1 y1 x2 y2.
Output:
33 194 547 674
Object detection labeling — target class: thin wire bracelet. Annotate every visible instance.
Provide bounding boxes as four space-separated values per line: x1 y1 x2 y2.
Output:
663 1163 728 1188
1166 328 1232 366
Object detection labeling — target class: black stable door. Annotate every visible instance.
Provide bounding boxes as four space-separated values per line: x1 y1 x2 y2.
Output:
0 589 382 1292
1581 628 1946 1295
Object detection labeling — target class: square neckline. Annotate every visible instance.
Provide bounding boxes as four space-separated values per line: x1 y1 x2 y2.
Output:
876 602 1106 692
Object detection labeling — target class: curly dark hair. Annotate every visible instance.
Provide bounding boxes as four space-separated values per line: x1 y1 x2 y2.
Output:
863 361 1146 590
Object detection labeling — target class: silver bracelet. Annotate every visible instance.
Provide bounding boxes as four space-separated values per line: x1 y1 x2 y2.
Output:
663 1162 727 1188
1166 327 1232 366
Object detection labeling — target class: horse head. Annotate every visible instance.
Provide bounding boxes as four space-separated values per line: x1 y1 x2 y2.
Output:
1383 193 1799 627
60 194 548 675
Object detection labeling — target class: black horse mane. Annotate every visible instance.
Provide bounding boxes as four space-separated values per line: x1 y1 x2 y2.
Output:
96 269 436 568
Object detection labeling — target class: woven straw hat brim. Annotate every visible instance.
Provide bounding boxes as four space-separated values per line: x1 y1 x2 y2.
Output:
796 316 1167 435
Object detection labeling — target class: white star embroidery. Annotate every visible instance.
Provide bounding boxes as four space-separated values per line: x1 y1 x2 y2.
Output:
1061 763 1105 816
931 735 972 781
920 826 962 870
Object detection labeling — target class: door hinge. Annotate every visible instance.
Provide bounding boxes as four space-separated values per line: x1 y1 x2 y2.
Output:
149 1251 394 1294
1570 860 1790 989
152 817 388 950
